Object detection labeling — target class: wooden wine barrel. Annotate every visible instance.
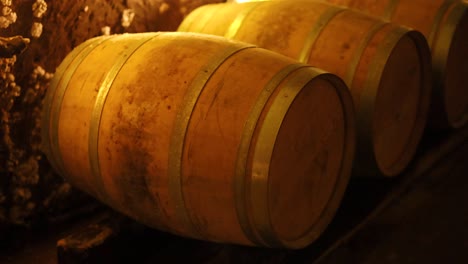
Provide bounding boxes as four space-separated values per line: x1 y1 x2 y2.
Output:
325 0 468 130
41 32 356 248
178 0 432 177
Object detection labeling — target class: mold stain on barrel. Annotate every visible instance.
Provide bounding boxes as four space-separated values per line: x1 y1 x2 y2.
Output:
107 100 167 230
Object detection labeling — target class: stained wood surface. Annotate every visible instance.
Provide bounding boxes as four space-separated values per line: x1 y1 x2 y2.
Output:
42 32 355 248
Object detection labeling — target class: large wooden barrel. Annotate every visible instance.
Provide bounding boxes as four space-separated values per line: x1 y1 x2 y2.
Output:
325 0 468 130
41 32 356 248
178 0 432 177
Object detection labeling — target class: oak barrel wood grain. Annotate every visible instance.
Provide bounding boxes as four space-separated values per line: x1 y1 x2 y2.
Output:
41 32 356 248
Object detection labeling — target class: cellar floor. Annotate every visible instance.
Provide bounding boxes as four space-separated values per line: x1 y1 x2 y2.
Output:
0 126 467 264
318 143 468 264
302 127 468 264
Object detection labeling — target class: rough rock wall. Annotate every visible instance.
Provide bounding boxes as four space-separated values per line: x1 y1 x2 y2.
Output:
0 0 224 228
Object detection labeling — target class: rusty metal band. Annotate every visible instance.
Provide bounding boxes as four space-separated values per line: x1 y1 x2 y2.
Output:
431 1 467 126
344 21 387 87
280 74 356 248
177 5 207 32
168 44 256 239
234 63 306 247
383 0 400 20
225 2 263 39
428 0 457 47
41 37 98 175
284 74 356 249
45 36 112 178
250 67 324 248
298 6 346 63
88 33 160 202
355 26 408 177
383 30 432 175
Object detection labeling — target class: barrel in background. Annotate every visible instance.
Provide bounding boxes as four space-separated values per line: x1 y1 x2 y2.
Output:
41 32 356 249
178 0 432 177
325 0 468 130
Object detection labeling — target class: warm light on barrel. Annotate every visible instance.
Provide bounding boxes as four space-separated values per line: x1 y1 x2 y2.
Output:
229 0 266 2
41 32 356 249
178 0 432 177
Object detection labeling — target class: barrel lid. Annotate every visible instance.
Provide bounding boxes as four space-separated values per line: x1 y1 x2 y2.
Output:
249 68 355 248
442 3 468 128
372 30 431 176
